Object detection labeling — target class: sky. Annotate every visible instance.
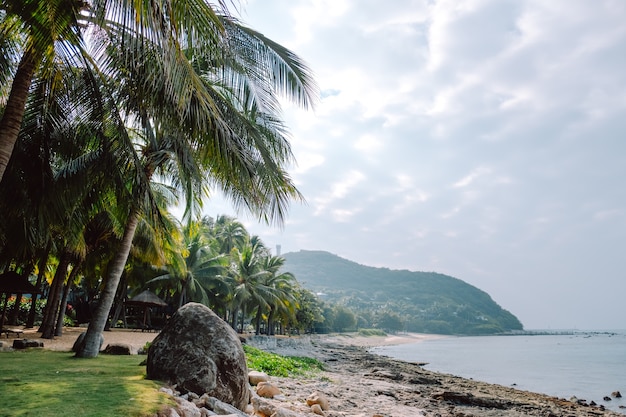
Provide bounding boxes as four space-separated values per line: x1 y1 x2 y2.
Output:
204 0 626 330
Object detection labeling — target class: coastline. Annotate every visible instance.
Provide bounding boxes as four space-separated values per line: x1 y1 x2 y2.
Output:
254 332 626 417
318 331 448 348
4 329 625 416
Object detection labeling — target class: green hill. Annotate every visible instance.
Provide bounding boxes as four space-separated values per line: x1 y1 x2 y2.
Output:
283 250 523 335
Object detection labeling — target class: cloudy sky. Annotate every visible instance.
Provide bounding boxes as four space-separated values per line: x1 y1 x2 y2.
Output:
207 0 626 330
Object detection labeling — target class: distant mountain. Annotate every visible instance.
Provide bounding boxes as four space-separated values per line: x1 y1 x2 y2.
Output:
283 250 523 335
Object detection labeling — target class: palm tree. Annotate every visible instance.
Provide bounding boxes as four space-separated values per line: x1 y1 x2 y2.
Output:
147 217 228 309
0 0 90 180
0 58 124 337
78 26 315 358
213 215 249 254
252 255 297 335
0 0 234 182
228 237 267 333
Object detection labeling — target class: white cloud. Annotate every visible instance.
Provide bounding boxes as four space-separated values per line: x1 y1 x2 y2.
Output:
292 152 325 175
353 133 383 153
311 170 366 216
453 167 491 188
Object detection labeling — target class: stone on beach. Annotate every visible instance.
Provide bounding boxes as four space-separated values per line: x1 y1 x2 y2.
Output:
146 302 250 411
306 391 330 410
310 403 325 415
248 370 270 385
256 381 281 398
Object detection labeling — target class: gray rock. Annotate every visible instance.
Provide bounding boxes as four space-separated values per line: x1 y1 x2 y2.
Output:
147 303 250 411
12 339 43 349
271 408 306 417
205 397 248 417
252 395 278 416
174 397 202 417
103 343 133 355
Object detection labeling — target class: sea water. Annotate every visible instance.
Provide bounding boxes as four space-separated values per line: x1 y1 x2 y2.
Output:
371 331 626 414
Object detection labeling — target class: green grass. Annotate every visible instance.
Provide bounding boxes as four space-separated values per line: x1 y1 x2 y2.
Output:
0 350 171 417
243 345 325 377
0 345 324 416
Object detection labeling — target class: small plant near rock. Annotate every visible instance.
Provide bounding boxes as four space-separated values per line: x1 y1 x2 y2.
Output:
139 341 152 355
243 345 325 377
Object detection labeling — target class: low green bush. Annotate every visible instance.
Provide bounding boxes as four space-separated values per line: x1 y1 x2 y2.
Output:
243 345 325 377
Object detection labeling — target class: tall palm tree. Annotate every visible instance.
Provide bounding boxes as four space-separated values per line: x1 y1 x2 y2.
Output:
77 16 316 358
0 0 90 180
0 0 233 182
226 239 269 333
252 255 297 335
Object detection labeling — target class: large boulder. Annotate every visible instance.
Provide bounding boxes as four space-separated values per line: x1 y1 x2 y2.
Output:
146 303 250 411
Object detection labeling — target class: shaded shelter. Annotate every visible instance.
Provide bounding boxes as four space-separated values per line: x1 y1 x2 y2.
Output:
125 290 167 330
0 271 39 329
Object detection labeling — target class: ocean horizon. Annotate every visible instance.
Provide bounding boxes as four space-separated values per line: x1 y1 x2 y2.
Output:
371 330 626 414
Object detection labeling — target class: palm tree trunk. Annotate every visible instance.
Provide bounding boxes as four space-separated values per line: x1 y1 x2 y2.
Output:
40 253 70 339
55 261 81 336
7 293 23 325
230 307 238 330
75 209 140 358
106 274 127 331
254 306 262 335
27 244 51 328
9 266 34 325
0 48 38 181
239 304 247 333
178 282 187 309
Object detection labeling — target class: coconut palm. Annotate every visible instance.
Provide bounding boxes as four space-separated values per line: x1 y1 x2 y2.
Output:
0 0 232 182
252 255 297 335
77 31 315 359
226 238 269 333
0 0 90 180
0 60 125 337
213 215 249 254
147 217 229 309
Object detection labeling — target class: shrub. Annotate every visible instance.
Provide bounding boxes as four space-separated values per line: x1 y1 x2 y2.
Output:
243 345 325 377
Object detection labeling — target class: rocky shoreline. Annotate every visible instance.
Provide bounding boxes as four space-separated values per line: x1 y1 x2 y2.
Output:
158 335 625 417
238 337 623 417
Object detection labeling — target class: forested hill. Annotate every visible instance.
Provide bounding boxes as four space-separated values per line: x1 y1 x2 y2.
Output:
283 250 523 335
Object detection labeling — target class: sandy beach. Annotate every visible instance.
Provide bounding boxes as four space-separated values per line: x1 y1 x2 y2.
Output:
3 328 624 416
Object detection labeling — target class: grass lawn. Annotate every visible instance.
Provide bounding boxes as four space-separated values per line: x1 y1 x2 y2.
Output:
0 349 171 417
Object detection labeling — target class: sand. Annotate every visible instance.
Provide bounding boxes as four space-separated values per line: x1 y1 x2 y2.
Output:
3 328 624 417
0 326 158 352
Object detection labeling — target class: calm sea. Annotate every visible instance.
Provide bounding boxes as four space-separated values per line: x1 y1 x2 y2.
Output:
371 331 626 414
